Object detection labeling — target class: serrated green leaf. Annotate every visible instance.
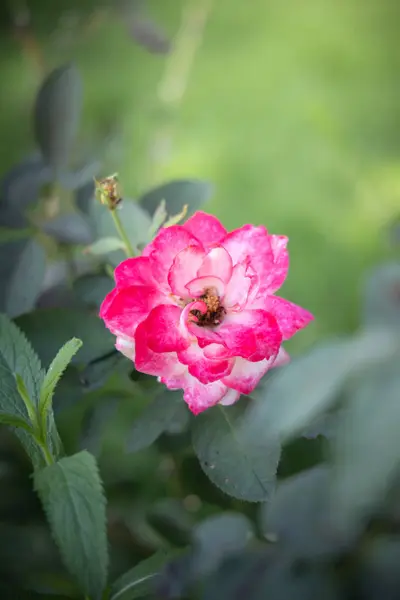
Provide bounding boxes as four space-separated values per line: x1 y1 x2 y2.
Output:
139 179 213 219
110 549 183 600
15 308 114 367
0 239 46 318
191 402 281 502
84 237 126 256
34 451 108 600
0 412 34 432
34 64 82 170
0 313 44 406
40 338 83 420
127 390 189 453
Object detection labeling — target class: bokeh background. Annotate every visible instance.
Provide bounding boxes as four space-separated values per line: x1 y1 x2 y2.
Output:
1 0 399 350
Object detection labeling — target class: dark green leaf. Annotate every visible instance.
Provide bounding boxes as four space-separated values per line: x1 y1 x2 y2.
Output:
0 313 44 406
42 213 93 245
139 179 213 218
110 549 183 600
34 451 108 600
363 263 400 330
73 274 114 309
147 499 193 547
0 239 46 318
1 154 52 215
330 359 400 538
84 237 126 256
127 390 189 453
15 308 114 367
250 329 398 443
34 64 82 169
80 397 120 456
58 160 101 190
75 181 95 215
193 513 253 576
259 465 344 558
191 402 281 502
357 536 400 600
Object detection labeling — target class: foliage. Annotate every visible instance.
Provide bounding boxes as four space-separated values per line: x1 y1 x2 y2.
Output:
1 5 400 600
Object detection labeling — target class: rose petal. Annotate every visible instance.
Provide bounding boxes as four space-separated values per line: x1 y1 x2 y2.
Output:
168 246 206 298
100 286 165 337
142 225 202 289
272 346 290 368
183 211 227 247
222 356 276 394
115 335 135 360
185 276 225 299
216 309 282 361
143 304 190 353
219 388 241 406
114 257 155 288
222 225 289 295
197 247 233 283
178 342 234 384
223 262 252 310
257 296 314 340
135 319 185 377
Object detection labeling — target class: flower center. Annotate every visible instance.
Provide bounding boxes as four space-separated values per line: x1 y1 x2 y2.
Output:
190 288 226 327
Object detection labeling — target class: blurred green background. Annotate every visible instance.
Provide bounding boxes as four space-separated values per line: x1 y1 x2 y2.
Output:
1 0 400 352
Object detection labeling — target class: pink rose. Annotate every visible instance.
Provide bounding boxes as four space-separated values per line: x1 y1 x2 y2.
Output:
100 212 313 414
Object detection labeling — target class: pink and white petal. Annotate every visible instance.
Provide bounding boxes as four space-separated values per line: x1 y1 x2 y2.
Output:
222 224 272 267
134 319 182 377
183 211 227 247
100 285 165 338
219 388 241 406
114 257 155 288
187 318 225 348
168 246 206 298
178 343 234 384
223 262 252 310
217 309 282 362
272 346 290 368
143 304 190 353
185 276 225 298
222 356 276 394
183 376 229 415
115 335 135 360
197 247 233 283
142 225 202 289
263 296 314 340
260 234 289 295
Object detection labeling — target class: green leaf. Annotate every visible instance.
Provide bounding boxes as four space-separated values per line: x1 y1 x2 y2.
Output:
0 226 33 243
0 239 46 318
259 465 342 558
1 154 52 215
250 329 399 443
0 313 44 406
58 159 101 190
139 179 213 218
73 275 114 309
363 263 400 330
357 536 400 600
84 237 126 256
0 412 34 432
330 359 400 539
89 199 152 265
15 308 114 367
42 213 93 245
191 402 281 502
148 199 167 238
40 338 83 419
193 513 253 576
127 390 189 453
34 64 82 170
147 499 193 547
34 451 108 600
110 549 183 600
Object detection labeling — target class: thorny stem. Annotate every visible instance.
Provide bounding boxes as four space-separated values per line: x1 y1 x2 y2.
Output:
110 208 135 258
